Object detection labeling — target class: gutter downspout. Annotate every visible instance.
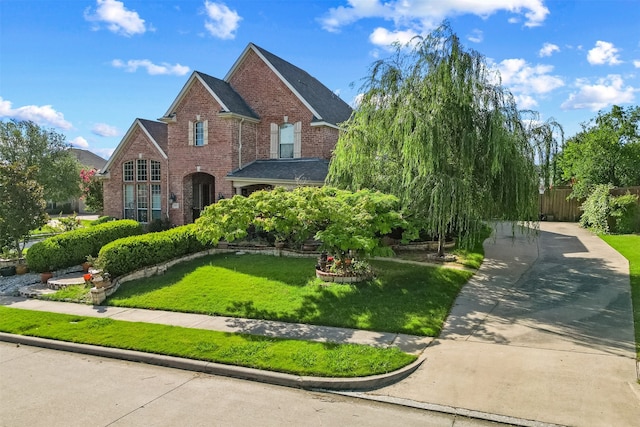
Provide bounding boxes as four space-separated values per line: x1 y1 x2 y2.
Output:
238 118 244 170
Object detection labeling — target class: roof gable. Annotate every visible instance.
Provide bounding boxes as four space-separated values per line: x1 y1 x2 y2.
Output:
161 71 259 121
70 148 107 171
225 43 352 127
101 118 167 173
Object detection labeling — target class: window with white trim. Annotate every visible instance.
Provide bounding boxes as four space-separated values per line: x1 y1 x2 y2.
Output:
270 121 302 159
122 159 163 222
188 119 208 146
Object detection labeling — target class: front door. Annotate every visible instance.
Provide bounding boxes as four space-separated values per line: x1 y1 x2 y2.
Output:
192 182 212 220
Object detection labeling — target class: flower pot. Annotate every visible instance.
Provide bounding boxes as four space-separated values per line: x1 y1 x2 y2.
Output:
15 264 28 275
40 272 53 283
82 262 91 272
83 273 93 282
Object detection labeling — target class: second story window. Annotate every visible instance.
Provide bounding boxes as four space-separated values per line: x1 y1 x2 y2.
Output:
189 119 208 146
123 161 134 181
151 160 161 181
279 123 294 158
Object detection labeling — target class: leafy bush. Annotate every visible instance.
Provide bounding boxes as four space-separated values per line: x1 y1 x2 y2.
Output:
609 193 640 234
98 224 209 277
91 216 115 226
579 184 640 234
26 220 143 272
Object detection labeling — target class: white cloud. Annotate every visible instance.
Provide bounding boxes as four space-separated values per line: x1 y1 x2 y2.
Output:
84 0 147 37
513 94 539 109
203 1 241 40
467 29 483 44
92 123 119 137
497 58 564 104
539 42 559 57
561 75 635 111
633 60 640 68
112 59 190 76
70 136 90 148
320 0 549 34
369 27 419 48
0 97 72 130
587 41 622 65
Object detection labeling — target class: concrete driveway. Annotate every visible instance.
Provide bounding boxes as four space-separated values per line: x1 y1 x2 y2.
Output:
364 222 640 427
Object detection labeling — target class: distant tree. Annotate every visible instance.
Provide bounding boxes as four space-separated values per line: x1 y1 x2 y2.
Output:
0 120 81 202
80 168 104 213
521 111 564 189
558 105 640 199
0 163 48 259
327 23 538 256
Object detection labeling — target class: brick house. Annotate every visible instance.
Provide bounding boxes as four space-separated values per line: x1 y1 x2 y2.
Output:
101 43 352 226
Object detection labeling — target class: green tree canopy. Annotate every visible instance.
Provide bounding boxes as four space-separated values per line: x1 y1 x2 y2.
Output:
0 120 81 201
0 163 48 258
558 105 640 199
327 23 539 255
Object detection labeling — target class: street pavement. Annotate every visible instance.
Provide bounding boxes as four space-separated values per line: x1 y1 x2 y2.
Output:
1 222 638 426
362 222 640 427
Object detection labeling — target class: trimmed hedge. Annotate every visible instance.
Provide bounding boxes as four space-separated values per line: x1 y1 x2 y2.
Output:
26 220 143 272
98 224 209 278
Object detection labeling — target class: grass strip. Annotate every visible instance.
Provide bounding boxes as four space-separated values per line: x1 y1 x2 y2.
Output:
105 255 473 336
600 234 640 358
0 306 415 377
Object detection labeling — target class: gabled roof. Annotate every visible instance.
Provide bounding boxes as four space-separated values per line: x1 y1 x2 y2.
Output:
70 148 107 171
225 158 329 185
161 71 259 121
101 118 168 174
225 43 353 127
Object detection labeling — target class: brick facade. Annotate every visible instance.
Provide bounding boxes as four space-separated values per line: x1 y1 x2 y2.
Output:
102 43 350 226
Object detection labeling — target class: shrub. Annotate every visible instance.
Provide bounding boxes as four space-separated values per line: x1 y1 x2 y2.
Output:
609 193 640 234
580 185 640 234
26 220 142 272
98 224 209 277
91 216 116 226
579 184 613 234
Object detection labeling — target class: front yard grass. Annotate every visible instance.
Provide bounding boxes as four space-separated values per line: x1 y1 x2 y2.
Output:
0 306 415 377
107 254 473 337
600 234 640 358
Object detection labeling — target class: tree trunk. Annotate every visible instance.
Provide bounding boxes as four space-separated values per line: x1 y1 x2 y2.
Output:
437 234 445 258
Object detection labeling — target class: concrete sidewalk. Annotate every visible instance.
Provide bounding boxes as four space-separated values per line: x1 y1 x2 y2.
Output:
361 222 640 427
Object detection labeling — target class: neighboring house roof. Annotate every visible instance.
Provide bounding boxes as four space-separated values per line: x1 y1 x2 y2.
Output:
226 158 329 186
226 43 353 127
71 148 107 171
100 118 168 176
160 71 260 122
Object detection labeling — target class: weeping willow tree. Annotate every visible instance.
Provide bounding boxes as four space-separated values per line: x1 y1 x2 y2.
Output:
521 111 565 190
328 24 539 256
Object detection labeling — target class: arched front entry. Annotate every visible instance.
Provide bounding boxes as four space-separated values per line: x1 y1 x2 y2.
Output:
183 172 215 223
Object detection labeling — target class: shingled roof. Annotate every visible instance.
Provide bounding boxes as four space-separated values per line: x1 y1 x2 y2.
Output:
196 72 259 119
227 43 353 127
71 148 107 171
138 119 168 154
226 158 329 184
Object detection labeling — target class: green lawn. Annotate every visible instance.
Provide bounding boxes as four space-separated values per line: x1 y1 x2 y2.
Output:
107 254 473 336
600 234 640 358
0 306 415 377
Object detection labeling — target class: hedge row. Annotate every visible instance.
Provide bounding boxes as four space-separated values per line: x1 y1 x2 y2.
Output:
26 220 143 272
98 224 209 278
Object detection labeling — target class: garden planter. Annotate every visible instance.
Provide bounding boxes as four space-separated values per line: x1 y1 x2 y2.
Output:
40 272 53 283
82 262 91 272
275 241 285 249
15 264 28 275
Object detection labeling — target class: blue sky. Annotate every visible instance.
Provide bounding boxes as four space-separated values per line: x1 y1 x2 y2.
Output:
1 0 639 160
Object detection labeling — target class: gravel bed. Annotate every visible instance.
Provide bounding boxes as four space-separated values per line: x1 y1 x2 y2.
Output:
0 266 84 296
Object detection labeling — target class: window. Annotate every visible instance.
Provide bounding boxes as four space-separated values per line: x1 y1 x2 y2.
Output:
124 184 135 219
270 121 301 159
151 184 162 220
122 158 163 222
151 160 161 181
123 161 134 182
137 184 148 222
188 119 208 146
137 159 147 181
279 123 294 158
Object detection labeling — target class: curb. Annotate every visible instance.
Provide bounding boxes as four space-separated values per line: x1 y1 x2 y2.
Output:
0 332 425 391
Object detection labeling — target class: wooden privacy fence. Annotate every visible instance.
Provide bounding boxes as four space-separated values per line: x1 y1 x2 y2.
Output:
539 186 640 222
